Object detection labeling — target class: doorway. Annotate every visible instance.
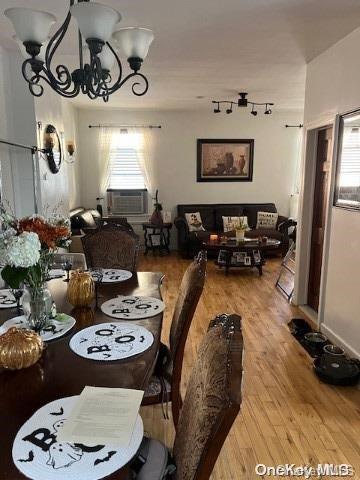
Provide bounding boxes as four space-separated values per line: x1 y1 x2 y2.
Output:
307 127 333 311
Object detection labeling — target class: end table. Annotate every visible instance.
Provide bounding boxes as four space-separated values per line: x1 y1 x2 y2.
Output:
142 223 172 256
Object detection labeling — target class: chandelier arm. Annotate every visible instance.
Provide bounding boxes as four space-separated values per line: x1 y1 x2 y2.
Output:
107 42 123 82
107 72 149 97
45 11 72 70
34 72 80 98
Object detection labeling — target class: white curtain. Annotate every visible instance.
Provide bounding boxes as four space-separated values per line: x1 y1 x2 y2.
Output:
99 126 115 199
98 125 155 198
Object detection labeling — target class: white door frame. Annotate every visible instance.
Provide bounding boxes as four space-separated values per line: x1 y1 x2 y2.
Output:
293 115 339 330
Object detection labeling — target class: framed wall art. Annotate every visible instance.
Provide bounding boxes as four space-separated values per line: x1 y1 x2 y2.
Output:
197 139 254 182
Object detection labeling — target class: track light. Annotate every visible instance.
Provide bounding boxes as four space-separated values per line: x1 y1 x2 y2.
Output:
226 106 233 114
213 102 221 113
264 104 272 115
251 105 257 116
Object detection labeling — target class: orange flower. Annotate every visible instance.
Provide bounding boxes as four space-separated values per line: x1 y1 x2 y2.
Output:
19 216 70 249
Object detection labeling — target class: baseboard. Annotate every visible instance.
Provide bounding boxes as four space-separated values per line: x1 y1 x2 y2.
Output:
321 324 360 360
299 305 318 329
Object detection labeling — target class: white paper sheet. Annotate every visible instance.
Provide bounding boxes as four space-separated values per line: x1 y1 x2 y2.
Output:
57 386 144 447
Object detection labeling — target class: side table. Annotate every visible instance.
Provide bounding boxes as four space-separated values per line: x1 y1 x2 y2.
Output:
142 223 172 256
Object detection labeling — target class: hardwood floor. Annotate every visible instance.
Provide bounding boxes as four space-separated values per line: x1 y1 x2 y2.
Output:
138 253 360 479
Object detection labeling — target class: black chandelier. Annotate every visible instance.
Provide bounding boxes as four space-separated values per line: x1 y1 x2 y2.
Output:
4 0 154 102
212 92 274 116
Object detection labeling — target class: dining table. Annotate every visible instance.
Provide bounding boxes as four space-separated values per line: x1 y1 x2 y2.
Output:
0 271 164 480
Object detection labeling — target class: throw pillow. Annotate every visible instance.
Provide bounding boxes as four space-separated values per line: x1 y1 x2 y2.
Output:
222 216 249 233
256 211 278 230
185 212 206 232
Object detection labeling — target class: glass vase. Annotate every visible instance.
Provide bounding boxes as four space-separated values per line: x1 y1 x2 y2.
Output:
22 285 53 333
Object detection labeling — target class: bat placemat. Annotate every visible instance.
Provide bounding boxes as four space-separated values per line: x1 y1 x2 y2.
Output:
69 322 154 361
101 295 165 320
12 396 143 480
0 314 76 341
92 269 133 284
0 289 17 309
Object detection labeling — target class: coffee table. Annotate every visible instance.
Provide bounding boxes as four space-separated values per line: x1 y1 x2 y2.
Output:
203 238 281 275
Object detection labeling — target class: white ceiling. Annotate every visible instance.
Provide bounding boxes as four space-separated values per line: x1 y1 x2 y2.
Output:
1 0 360 110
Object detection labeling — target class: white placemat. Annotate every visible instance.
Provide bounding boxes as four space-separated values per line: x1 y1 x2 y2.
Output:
101 296 165 320
93 269 133 284
69 322 154 361
48 269 65 280
0 289 17 309
12 396 143 480
0 314 76 341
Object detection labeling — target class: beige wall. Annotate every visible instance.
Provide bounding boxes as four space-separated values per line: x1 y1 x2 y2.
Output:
302 27 360 357
76 108 303 219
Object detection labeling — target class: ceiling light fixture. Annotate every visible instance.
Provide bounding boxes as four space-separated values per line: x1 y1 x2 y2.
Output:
213 102 221 113
212 92 274 116
4 1 154 102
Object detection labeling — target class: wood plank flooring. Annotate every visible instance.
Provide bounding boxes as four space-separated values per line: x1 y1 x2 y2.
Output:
138 253 360 479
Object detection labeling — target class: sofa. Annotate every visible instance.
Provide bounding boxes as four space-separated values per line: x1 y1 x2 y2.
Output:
174 203 291 258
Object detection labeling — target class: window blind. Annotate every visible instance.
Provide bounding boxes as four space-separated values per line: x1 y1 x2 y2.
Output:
339 127 360 188
107 133 146 190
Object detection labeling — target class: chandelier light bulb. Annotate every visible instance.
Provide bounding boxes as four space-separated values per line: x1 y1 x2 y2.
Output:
113 27 154 61
70 2 121 44
5 8 56 45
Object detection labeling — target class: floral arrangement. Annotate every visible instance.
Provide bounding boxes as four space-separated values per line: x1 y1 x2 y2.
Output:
233 218 249 231
0 205 71 289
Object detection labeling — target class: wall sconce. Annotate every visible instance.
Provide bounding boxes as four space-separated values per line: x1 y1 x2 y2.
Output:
66 140 76 164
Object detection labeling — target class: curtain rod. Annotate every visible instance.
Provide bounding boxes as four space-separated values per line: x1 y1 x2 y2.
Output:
0 138 39 153
88 124 162 129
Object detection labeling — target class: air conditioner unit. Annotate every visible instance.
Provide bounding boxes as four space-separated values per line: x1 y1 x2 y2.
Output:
107 189 148 215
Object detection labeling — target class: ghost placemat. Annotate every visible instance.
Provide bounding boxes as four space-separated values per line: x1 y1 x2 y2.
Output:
0 314 76 341
69 322 154 361
12 396 143 480
93 269 133 284
0 289 17 309
101 295 165 320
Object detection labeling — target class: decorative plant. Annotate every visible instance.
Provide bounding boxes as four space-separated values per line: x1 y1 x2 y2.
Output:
233 218 249 231
0 205 71 289
153 189 163 212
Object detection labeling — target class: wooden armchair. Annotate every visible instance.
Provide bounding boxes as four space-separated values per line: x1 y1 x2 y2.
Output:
135 313 244 480
81 223 140 272
142 251 207 426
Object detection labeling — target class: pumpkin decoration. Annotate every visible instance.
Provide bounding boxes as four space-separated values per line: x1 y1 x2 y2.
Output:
0 327 44 370
67 270 95 307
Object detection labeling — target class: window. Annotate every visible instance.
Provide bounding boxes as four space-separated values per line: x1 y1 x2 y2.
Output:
107 132 146 190
335 111 360 209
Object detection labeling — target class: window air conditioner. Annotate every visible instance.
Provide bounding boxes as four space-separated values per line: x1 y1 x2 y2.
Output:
107 189 148 215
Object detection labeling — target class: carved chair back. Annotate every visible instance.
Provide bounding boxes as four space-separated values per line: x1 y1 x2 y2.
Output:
81 223 140 272
170 250 207 426
172 313 244 480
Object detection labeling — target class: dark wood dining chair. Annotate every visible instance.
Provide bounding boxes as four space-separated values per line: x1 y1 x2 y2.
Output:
81 223 140 272
142 251 207 427
135 313 244 480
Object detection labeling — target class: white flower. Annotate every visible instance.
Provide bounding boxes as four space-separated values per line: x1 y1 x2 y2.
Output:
4 232 41 268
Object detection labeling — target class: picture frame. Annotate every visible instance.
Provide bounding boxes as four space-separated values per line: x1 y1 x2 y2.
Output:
197 139 254 182
252 249 261 264
334 109 360 210
217 249 228 264
233 252 246 263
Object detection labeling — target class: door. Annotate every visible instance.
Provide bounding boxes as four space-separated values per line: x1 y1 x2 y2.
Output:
307 127 332 312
